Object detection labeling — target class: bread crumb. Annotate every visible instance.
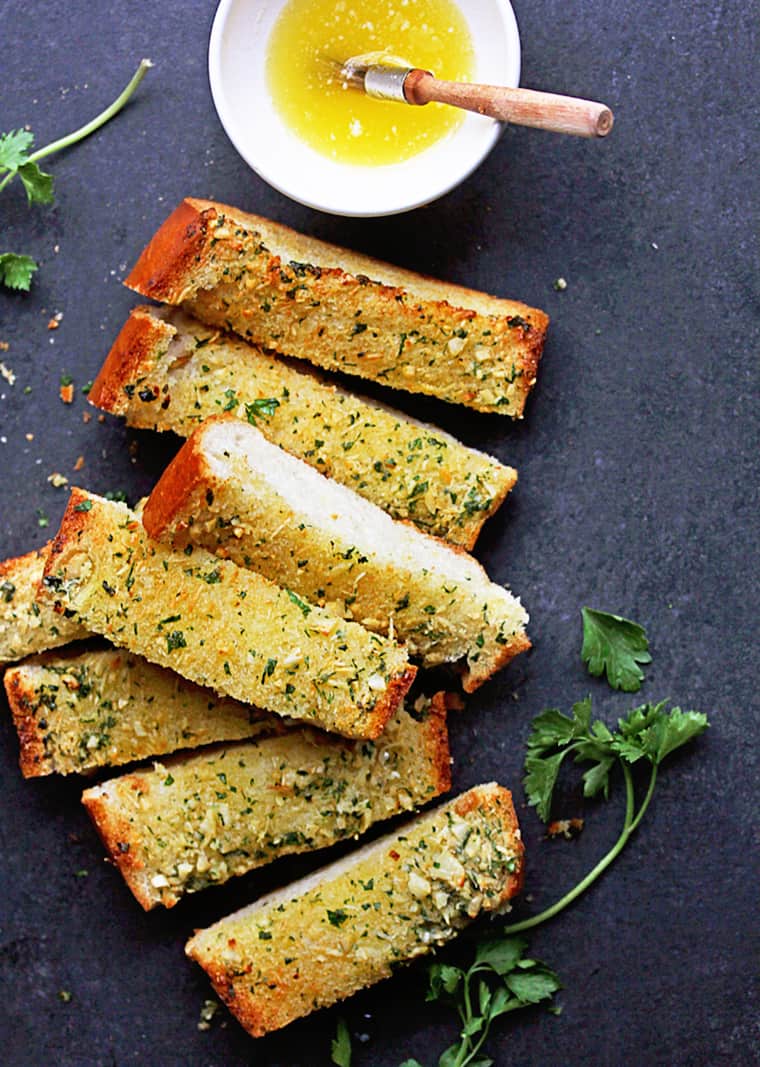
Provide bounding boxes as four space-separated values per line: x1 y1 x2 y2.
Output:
25 433 34 441
98 414 106 423
0 362 16 385
0 340 9 351
553 277 567 292
48 472 69 488
60 383 74 403
546 818 584 840
47 314 62 330
73 455 85 471
197 999 221 1031
82 411 92 424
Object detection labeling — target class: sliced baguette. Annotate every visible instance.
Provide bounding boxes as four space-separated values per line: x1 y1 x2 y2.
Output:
89 306 516 549
143 415 529 691
39 489 415 740
5 647 279 778
125 199 548 416
0 545 89 664
186 782 522 1037
82 693 451 910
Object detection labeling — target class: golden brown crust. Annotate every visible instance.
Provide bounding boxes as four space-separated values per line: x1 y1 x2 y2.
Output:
140 431 209 540
4 667 48 777
124 201 215 302
425 692 453 795
369 666 417 739
89 307 174 415
461 630 532 693
82 786 153 910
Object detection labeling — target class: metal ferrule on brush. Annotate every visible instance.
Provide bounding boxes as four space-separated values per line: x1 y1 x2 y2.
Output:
363 65 413 102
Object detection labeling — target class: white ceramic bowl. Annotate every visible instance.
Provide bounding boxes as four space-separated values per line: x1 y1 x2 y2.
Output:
208 0 521 217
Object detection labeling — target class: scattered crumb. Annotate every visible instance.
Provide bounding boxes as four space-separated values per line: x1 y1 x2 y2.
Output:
97 414 106 423
75 868 89 878
547 818 584 840
60 383 74 403
36 509 49 528
25 433 34 442
198 998 221 1031
48 472 69 488
47 312 63 330
58 990 73 1004
82 411 92 424
553 277 567 291
0 362 16 385
73 455 85 472
54 244 60 254
651 242 659 250
24 385 32 394
81 380 93 396
0 340 9 351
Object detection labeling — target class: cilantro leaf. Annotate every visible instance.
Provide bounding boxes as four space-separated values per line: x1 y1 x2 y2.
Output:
17 161 54 204
581 607 651 691
331 1017 351 1067
0 253 38 291
0 129 34 172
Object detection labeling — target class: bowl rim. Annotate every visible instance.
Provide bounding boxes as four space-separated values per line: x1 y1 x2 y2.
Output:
208 0 521 217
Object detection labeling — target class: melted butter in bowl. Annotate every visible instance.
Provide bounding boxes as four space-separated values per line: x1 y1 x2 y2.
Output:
209 0 521 216
266 0 475 166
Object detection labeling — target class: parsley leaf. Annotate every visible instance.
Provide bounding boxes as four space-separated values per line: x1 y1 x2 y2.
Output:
245 397 280 423
330 1017 352 1067
581 607 651 691
0 252 38 291
0 129 34 171
17 161 54 205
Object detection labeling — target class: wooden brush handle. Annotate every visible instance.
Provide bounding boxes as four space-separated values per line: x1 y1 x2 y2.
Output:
403 70 614 138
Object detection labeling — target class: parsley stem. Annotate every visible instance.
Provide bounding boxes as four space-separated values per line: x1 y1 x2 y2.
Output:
28 59 153 164
503 763 657 935
0 59 152 196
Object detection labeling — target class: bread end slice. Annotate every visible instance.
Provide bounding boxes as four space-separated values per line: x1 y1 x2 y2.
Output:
186 782 523 1038
89 306 175 415
124 200 216 303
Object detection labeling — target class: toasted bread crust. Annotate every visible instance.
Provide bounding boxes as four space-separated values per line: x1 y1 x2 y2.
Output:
186 783 523 1037
124 199 212 303
89 307 174 415
83 788 155 908
41 489 415 740
125 199 547 416
90 308 517 549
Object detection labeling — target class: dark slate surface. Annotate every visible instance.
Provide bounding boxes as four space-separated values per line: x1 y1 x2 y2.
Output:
0 1 757 1064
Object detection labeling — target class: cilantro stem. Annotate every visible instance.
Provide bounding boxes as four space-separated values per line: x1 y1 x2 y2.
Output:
0 59 152 195
503 763 657 935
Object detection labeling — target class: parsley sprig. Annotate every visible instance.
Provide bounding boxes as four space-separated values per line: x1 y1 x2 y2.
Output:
506 696 709 934
416 937 560 1067
0 59 152 290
